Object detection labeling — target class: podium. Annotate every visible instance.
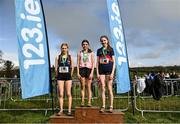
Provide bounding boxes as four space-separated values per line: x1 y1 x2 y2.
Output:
49 107 124 123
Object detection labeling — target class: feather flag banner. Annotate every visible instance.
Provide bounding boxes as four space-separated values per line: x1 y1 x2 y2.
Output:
15 0 50 98
106 0 130 93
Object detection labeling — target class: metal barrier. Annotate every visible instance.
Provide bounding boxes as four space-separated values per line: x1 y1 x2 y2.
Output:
50 79 130 112
134 78 180 117
0 78 130 114
2 77 180 116
0 80 10 108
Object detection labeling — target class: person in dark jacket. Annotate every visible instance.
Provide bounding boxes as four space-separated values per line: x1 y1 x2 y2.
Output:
144 72 164 100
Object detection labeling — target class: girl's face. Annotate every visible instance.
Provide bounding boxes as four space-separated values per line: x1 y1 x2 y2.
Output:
100 37 108 47
61 45 68 54
82 42 89 50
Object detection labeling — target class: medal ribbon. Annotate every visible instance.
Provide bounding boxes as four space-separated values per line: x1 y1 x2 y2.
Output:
61 55 67 66
102 48 107 58
83 52 88 62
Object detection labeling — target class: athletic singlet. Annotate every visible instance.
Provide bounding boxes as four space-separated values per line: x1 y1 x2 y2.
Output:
97 47 114 74
79 50 93 69
57 54 71 74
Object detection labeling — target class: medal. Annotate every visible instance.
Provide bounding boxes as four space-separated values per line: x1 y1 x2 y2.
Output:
102 47 107 57
61 55 67 66
83 52 88 62
100 48 109 64
59 55 69 73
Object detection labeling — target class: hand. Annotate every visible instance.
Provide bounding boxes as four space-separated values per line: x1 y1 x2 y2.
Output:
89 73 93 80
98 80 101 86
109 73 114 80
71 73 73 77
55 72 58 78
97 75 101 86
77 74 81 80
97 74 100 81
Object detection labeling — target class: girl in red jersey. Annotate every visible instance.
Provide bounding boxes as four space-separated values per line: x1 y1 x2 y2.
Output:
96 35 115 113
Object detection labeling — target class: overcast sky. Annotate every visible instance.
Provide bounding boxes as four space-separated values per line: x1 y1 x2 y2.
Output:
0 0 180 67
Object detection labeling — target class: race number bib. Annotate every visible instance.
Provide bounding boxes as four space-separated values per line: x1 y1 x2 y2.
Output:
100 58 109 64
59 66 69 73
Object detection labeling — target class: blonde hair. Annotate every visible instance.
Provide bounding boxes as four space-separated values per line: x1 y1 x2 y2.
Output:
60 43 69 55
60 43 69 49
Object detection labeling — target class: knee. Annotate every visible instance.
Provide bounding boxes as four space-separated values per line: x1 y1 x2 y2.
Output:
59 94 63 98
101 85 106 92
81 83 85 89
108 86 113 91
108 90 113 95
67 93 72 98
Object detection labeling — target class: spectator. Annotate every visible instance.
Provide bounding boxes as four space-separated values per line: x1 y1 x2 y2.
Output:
170 71 179 79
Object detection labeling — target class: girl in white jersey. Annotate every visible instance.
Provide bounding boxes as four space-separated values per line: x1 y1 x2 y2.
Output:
77 40 95 107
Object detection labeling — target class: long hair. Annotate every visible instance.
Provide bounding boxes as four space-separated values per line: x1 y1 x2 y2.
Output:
81 39 92 53
60 43 69 56
100 35 112 51
59 43 72 65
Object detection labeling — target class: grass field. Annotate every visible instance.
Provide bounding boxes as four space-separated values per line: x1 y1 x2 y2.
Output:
1 81 180 123
0 95 180 123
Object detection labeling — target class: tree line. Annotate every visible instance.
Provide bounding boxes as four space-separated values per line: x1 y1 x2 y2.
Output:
0 50 179 79
0 50 19 78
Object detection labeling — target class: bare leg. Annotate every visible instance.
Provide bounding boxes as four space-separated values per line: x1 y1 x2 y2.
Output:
65 80 72 113
107 75 113 108
87 78 92 105
80 77 86 105
57 80 64 113
99 75 106 108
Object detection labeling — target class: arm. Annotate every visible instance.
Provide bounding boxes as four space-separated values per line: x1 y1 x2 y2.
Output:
77 52 81 79
96 56 100 81
89 52 95 80
110 56 116 80
55 56 59 78
70 55 74 77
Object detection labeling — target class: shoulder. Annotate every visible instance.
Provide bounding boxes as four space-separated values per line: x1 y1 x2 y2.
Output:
110 48 115 54
88 49 93 53
97 47 102 52
97 47 103 56
90 51 95 56
78 51 82 56
69 54 73 60
55 54 60 60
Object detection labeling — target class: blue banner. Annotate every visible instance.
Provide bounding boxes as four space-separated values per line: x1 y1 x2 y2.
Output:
15 0 50 98
106 0 130 93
